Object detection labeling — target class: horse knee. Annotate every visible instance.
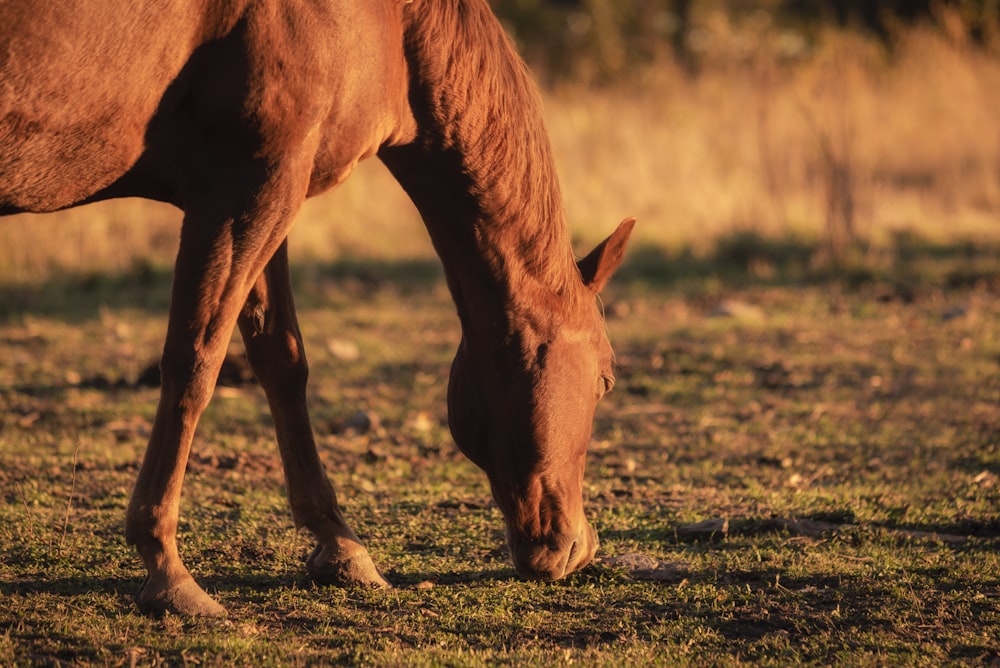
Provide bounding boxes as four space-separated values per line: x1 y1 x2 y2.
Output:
158 349 218 414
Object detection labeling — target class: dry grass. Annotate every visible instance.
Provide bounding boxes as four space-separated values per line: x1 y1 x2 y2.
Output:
0 22 997 282
548 23 1000 254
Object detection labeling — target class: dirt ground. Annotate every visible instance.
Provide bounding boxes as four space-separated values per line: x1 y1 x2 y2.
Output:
1 263 999 664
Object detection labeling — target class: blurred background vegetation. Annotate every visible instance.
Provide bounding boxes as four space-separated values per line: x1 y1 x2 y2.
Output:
0 0 998 292
493 0 999 83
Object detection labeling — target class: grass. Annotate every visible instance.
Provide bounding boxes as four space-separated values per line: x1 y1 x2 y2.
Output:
1 251 999 665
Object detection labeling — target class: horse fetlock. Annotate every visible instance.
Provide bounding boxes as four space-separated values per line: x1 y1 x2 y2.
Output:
306 542 391 589
124 513 178 567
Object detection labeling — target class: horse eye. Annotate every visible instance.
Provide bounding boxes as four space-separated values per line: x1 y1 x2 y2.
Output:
599 374 616 397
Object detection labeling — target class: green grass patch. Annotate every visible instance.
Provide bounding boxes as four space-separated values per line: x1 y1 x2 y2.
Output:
2 251 998 665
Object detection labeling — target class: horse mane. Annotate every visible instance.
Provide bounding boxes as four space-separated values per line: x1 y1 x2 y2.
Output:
400 0 582 312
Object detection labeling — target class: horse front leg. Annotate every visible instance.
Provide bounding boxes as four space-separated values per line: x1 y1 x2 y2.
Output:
124 162 311 617
124 306 230 617
237 243 389 588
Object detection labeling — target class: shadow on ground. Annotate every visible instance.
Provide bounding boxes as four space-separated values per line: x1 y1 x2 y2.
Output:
2 231 998 320
0 258 446 321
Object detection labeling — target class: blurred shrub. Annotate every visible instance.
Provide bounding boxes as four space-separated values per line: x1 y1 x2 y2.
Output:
492 0 683 83
783 0 999 45
491 0 999 83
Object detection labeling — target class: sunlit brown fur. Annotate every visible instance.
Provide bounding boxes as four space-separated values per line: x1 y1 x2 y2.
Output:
1 0 633 615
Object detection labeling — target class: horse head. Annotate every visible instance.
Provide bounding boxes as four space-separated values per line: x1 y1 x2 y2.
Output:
447 218 635 580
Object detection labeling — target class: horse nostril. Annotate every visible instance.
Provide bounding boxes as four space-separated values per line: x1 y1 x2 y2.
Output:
566 539 579 564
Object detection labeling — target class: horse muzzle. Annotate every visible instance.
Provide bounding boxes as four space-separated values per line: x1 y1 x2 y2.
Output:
508 522 599 581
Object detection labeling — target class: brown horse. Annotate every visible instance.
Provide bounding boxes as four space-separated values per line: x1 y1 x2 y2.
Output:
1 0 634 616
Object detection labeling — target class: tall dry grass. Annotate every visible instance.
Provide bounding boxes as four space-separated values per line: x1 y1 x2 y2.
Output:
549 19 1000 256
1 19 997 283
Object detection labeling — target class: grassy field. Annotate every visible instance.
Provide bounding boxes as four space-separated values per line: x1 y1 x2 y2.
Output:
2 13 1000 667
1 246 999 665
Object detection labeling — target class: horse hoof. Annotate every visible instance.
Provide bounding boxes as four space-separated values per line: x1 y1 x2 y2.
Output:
306 543 392 589
136 576 227 618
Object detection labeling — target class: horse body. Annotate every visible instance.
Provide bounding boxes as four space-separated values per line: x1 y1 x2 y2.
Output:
1 1 412 211
1 0 633 615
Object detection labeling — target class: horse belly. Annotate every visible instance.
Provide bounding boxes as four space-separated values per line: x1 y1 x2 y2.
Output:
0 3 201 213
0 106 150 212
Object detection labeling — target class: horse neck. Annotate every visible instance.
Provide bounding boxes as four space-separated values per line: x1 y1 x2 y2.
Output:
382 0 582 333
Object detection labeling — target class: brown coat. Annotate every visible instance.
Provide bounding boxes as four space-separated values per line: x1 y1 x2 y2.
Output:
1 0 633 616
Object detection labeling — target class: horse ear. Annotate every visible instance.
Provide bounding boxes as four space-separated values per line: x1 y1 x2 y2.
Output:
578 217 636 293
